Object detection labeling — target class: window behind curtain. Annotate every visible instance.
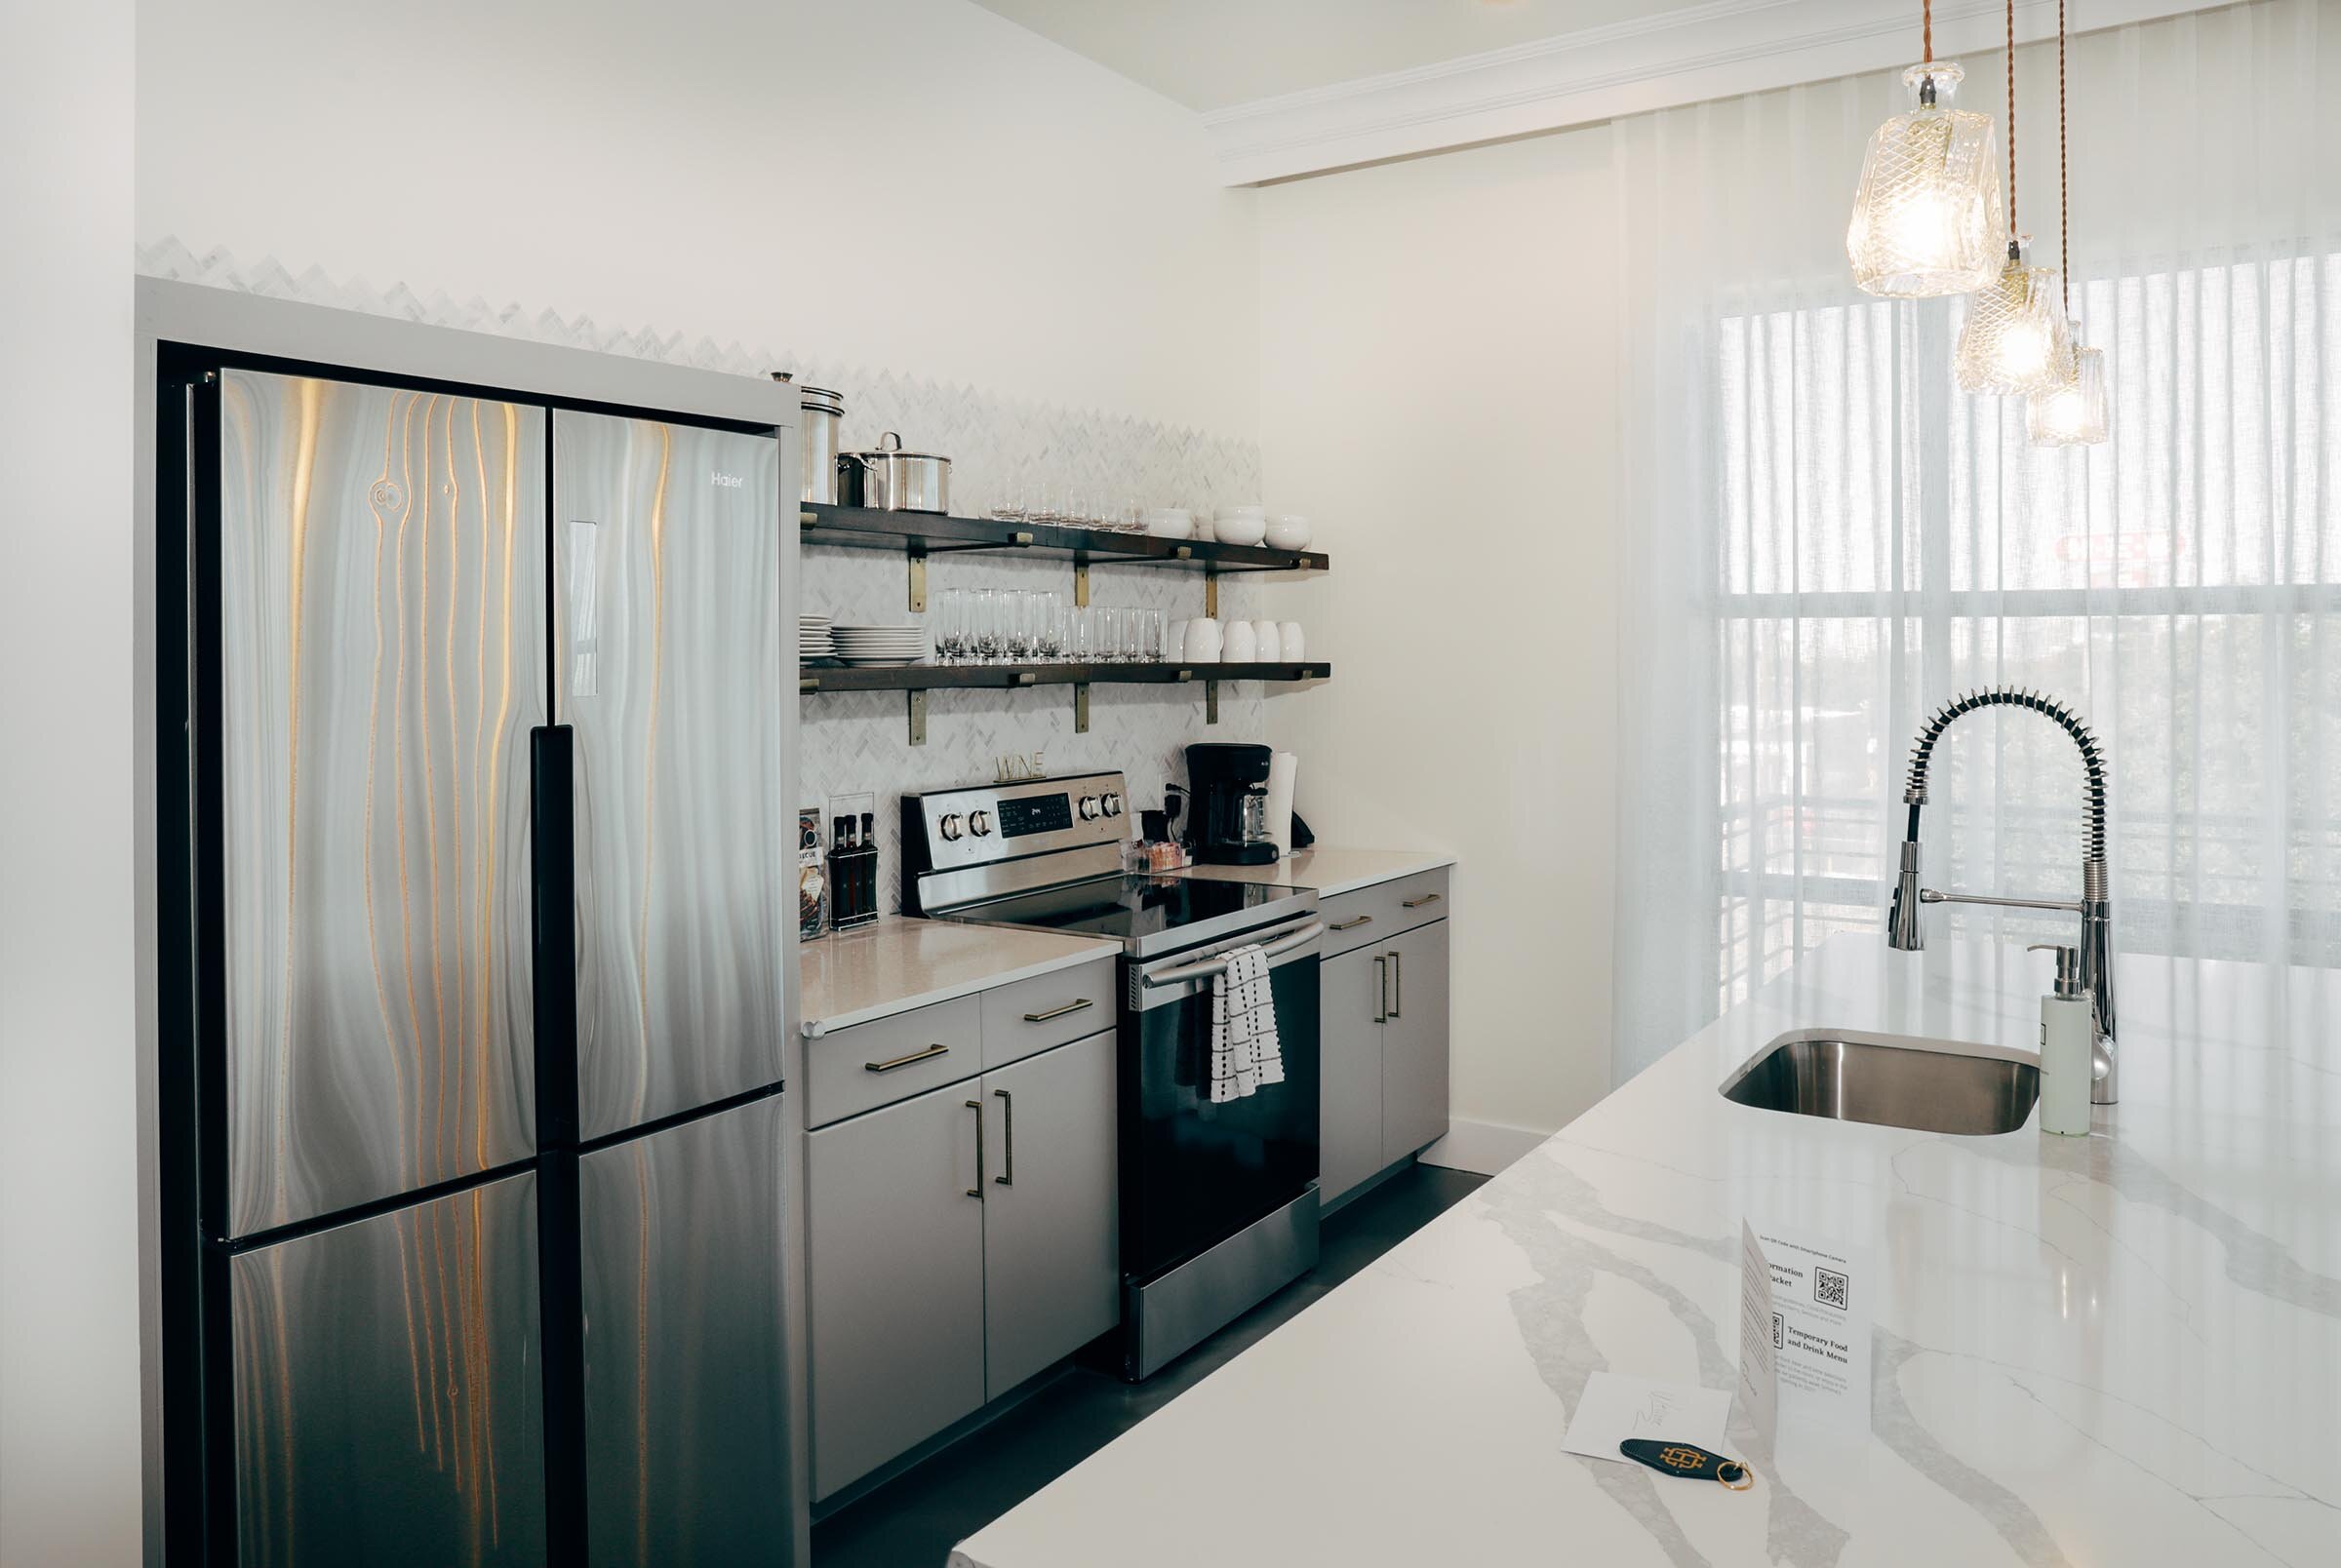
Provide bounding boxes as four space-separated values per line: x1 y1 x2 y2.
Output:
1714 259 2341 1014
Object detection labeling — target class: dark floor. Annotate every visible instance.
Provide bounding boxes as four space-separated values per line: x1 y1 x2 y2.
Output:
812 1161 1488 1568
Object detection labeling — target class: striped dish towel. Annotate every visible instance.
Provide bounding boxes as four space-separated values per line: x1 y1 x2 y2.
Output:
1208 944 1285 1103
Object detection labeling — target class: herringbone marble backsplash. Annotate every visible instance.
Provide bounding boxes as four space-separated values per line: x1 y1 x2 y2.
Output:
141 240 1284 915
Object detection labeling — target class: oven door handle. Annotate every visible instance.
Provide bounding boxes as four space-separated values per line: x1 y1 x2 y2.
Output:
1139 921 1326 989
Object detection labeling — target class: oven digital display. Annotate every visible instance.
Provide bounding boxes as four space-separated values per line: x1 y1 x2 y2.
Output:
999 794 1074 839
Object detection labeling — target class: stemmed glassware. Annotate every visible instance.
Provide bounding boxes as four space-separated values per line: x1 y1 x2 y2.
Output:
925 585 1175 667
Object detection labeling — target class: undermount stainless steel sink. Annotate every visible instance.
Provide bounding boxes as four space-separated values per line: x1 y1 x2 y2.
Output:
1720 1030 2041 1136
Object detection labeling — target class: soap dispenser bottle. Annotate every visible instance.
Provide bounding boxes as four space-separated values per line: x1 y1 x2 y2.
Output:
2031 942 2093 1135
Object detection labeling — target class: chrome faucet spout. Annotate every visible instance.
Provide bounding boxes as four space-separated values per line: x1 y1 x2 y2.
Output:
1889 687 2118 1104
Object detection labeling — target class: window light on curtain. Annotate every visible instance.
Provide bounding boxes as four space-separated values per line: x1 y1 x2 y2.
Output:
1611 0 2341 1080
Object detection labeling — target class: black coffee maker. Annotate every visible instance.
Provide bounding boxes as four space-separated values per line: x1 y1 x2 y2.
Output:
1183 743 1278 865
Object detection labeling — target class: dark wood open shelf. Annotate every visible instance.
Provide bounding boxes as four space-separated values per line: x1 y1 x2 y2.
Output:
800 503 1329 574
798 660 1330 694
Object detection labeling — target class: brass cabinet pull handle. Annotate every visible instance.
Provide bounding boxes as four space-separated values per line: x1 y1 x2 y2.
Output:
1401 892 1443 909
1388 951 1403 1019
1373 955 1388 1024
1021 998 1092 1024
1329 915 1373 932
994 1088 1014 1185
866 1042 948 1073
967 1098 984 1197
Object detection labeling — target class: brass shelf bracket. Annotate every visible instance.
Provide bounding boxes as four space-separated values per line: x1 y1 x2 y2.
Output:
906 688 928 746
1073 682 1091 733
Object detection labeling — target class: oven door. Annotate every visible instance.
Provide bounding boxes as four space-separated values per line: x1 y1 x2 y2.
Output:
1123 913 1324 1286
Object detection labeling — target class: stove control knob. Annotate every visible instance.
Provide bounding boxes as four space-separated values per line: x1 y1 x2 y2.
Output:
1100 792 1123 817
938 813 965 842
1078 796 1101 821
969 809 994 837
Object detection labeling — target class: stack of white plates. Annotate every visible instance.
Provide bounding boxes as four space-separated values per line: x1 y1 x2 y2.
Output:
830 623 929 667
799 615 837 662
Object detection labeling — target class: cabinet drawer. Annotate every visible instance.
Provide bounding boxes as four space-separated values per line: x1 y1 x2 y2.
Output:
981 957 1118 1071
1317 867 1451 959
807 995 981 1128
1317 888 1389 960
1378 868 1452 936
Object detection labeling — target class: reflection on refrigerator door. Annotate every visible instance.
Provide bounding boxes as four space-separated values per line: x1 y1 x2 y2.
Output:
579 1093 791 1566
216 368 547 1237
553 410 786 1143
231 1173 545 1566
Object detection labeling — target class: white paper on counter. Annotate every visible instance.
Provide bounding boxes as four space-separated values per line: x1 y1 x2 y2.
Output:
1738 1220 1871 1453
1562 1372 1732 1465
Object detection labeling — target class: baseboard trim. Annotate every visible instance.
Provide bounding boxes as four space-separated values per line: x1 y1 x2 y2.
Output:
1419 1118 1548 1177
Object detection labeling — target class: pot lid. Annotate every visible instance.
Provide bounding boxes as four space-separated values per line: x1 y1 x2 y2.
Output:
843 431 949 462
799 385 844 412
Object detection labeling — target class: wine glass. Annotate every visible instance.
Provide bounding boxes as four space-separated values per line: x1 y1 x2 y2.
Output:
932 587 961 665
972 587 1000 665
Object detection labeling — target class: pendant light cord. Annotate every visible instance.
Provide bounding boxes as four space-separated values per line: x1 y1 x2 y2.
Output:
1924 0 1933 62
2058 0 2070 314
2005 0 2018 242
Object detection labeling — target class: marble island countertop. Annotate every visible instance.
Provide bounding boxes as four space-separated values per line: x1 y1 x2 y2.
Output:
952 934 2341 1568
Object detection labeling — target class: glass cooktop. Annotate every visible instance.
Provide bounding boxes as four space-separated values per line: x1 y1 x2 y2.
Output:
940 874 1310 957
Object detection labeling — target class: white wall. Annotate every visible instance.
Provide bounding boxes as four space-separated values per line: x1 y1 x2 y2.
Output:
136 0 1257 435
0 3 145 1565
1257 126 1623 1140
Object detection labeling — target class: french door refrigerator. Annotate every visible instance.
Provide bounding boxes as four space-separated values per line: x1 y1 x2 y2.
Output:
158 352 797 1566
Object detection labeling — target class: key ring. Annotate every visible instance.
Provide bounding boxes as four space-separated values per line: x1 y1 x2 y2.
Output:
1717 1461 1755 1491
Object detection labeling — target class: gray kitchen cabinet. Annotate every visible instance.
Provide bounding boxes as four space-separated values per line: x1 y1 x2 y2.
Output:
1380 919 1452 1165
980 1030 1119 1394
806 1078 986 1500
1318 946 1387 1207
1318 874 1453 1208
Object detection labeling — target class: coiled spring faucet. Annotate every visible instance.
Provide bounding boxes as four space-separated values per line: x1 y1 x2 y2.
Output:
1886 687 2118 1104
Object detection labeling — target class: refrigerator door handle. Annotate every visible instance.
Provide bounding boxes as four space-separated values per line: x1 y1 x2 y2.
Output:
532 724 578 1145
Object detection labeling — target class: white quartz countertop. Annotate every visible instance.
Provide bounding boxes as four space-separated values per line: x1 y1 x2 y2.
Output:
1178 846 1454 898
798 917 1117 1036
951 934 2341 1568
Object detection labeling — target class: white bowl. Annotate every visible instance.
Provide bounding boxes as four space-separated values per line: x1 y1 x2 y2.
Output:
1278 620 1305 660
1143 507 1194 539
1212 514 1267 546
1184 617 1224 662
1222 620 1258 661
1251 619 1282 661
1264 514 1312 550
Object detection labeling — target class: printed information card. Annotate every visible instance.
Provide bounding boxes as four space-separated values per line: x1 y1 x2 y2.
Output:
1737 1220 1872 1452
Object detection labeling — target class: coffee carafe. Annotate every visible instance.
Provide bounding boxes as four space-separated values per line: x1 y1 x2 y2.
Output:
1183 743 1279 866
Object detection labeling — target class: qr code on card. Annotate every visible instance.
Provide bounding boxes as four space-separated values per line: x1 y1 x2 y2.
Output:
1813 1267 1849 1310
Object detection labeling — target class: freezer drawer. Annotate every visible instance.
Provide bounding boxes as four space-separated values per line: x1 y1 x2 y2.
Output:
553 410 786 1141
218 369 546 1237
230 1171 544 1566
577 1093 792 1567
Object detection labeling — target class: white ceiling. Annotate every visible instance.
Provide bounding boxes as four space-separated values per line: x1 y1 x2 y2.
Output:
968 0 1684 113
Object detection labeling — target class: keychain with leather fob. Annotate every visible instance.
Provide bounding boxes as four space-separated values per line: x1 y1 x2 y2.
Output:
1619 1439 1756 1490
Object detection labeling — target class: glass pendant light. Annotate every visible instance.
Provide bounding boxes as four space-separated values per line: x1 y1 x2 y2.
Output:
2027 0 2110 445
2029 342 2108 444
1845 0 2004 296
1954 0 2074 394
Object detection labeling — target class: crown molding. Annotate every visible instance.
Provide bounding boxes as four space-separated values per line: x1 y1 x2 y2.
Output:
1203 0 2223 185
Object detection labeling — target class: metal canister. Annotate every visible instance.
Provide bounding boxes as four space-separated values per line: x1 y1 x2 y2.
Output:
799 385 845 504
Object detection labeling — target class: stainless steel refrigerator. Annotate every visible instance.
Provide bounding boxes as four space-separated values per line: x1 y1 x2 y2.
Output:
159 347 797 1565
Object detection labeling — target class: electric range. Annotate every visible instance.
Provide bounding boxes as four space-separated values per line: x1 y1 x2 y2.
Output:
902 770 1325 1381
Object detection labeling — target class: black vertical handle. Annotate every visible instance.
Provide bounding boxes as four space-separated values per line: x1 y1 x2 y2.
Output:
529 724 587 1566
532 724 578 1146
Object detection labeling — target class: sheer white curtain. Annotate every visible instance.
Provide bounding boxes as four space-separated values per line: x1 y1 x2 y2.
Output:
1611 0 2341 1078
